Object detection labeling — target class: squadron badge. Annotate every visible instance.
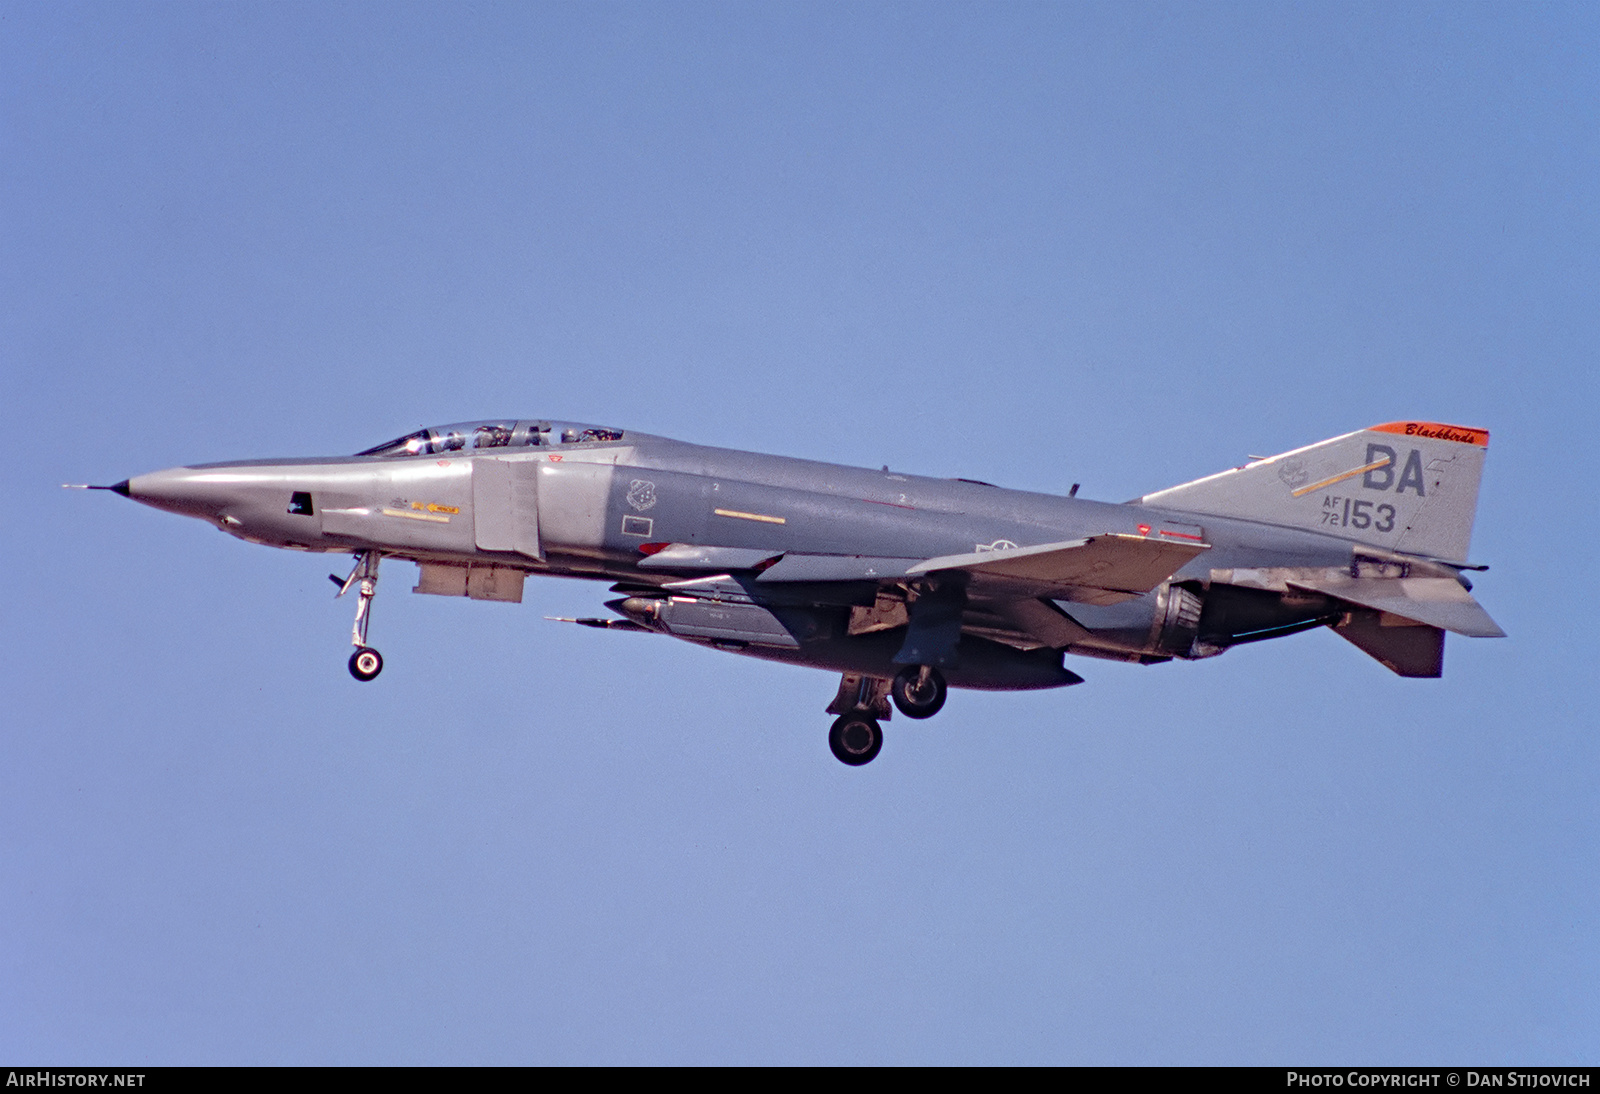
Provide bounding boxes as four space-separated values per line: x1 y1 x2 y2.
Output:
1277 458 1310 491
626 479 658 512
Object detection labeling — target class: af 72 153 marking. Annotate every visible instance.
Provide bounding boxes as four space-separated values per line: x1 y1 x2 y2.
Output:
1321 495 1398 533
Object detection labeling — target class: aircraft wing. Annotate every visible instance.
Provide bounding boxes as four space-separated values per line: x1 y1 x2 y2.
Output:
1285 575 1505 637
906 534 1210 605
634 535 1206 605
624 536 1208 660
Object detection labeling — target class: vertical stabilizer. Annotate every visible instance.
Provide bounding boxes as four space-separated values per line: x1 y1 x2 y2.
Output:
1137 422 1489 562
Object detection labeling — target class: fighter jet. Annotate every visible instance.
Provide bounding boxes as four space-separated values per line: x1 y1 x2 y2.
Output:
73 418 1502 765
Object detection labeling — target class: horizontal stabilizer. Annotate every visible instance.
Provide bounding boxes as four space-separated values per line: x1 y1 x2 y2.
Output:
908 534 1209 604
1287 576 1505 637
1330 612 1446 678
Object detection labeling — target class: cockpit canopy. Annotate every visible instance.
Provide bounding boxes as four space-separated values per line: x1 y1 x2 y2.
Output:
356 420 625 457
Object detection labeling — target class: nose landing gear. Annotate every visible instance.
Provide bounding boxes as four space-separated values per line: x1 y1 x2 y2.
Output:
335 551 384 681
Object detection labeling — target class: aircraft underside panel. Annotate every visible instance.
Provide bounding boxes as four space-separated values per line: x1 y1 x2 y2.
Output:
413 562 526 602
730 629 1086 691
621 562 1457 677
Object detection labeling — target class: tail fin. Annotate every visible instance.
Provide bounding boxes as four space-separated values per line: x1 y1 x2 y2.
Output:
1137 422 1490 562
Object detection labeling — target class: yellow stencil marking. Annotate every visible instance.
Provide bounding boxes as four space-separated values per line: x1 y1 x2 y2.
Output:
382 508 452 523
1290 457 1391 498
714 508 787 525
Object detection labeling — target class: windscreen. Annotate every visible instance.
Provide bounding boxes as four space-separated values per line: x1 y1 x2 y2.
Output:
357 420 618 456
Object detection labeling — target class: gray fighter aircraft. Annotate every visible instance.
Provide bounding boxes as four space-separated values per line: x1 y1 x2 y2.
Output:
74 418 1502 764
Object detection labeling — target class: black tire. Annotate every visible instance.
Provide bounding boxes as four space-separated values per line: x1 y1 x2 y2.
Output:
828 714 883 766
348 646 383 681
891 665 947 720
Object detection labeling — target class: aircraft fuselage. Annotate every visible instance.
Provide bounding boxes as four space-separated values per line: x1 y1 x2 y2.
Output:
94 417 1500 764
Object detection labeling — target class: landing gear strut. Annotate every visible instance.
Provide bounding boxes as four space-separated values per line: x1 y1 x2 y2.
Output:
825 673 892 765
336 550 383 681
891 664 946 719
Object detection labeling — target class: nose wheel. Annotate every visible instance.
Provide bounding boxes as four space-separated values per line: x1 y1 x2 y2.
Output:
335 551 384 681
349 647 384 681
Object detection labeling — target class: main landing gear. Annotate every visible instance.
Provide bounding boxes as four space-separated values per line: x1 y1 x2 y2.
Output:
824 666 947 765
891 664 947 719
829 714 883 766
333 550 384 681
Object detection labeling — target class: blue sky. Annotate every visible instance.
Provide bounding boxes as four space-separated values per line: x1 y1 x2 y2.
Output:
3 1 1596 1063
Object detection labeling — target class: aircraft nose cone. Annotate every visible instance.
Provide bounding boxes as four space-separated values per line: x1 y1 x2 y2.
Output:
126 466 244 520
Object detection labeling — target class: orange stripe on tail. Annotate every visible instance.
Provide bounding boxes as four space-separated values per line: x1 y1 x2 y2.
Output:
1368 422 1489 447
